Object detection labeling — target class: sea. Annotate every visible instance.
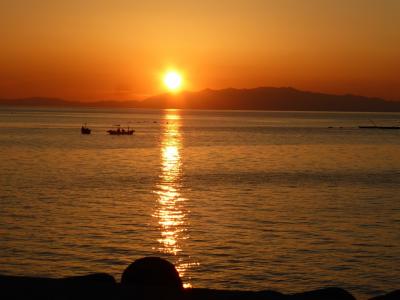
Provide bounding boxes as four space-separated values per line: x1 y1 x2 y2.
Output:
0 107 399 299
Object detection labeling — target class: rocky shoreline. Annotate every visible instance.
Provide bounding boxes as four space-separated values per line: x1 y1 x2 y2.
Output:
0 257 398 300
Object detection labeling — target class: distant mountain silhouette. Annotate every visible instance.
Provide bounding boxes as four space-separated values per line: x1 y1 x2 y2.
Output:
144 87 400 112
1 87 399 112
0 97 76 107
0 97 141 108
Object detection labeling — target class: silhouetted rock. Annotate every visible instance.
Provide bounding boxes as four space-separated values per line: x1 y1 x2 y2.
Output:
369 290 400 300
185 288 286 299
184 287 357 300
0 258 397 299
289 287 356 299
0 273 116 299
120 257 183 299
121 257 182 289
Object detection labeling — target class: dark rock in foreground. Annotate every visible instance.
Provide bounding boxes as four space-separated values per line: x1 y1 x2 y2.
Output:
0 257 397 300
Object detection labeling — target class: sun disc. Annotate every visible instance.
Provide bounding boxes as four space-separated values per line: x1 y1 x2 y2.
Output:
163 71 183 92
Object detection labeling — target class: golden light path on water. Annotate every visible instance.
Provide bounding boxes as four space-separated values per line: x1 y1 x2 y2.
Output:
153 110 197 288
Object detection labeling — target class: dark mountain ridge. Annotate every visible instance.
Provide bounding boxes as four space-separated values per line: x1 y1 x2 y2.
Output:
144 87 400 111
1 87 399 112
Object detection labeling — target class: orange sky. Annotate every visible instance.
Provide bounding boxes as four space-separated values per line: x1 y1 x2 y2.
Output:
1 0 399 101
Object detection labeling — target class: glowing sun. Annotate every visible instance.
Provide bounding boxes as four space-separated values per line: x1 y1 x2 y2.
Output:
163 71 183 92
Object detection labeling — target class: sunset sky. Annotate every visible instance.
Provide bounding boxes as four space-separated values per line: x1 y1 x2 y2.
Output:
1 0 399 101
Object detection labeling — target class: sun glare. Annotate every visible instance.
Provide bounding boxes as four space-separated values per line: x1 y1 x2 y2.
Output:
163 71 183 92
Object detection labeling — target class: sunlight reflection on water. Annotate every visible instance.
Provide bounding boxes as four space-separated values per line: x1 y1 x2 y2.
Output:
1 108 399 298
153 110 197 288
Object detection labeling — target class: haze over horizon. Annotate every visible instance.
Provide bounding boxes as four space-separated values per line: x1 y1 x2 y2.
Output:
1 0 399 101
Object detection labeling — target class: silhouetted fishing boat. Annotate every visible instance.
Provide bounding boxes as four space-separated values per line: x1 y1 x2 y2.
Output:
107 125 134 135
81 124 91 134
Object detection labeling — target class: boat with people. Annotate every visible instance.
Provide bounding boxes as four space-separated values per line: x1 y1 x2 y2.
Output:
107 125 135 135
81 124 91 134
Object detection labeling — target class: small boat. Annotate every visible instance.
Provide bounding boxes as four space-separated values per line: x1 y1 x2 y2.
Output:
107 125 135 135
81 124 91 134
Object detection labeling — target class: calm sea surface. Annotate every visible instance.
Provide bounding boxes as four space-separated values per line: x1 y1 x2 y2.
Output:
0 107 399 299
